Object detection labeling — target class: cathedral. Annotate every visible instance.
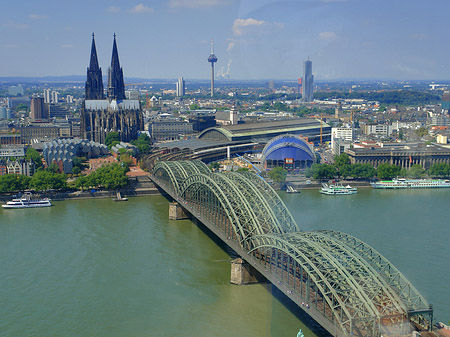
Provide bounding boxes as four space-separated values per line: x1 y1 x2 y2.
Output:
81 34 143 144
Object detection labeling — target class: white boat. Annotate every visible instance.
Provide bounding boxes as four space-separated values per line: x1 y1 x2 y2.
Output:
320 183 357 195
2 192 52 209
113 191 128 201
286 185 300 193
371 178 450 189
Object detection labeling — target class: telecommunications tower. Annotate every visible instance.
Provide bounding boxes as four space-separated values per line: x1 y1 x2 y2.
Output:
207 39 218 97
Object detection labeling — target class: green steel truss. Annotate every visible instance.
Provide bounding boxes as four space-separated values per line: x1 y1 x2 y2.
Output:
151 160 432 337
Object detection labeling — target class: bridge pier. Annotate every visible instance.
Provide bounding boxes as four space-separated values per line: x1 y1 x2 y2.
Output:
169 202 190 220
230 258 265 285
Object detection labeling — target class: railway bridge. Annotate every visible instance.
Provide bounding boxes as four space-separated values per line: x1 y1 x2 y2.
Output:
151 160 433 337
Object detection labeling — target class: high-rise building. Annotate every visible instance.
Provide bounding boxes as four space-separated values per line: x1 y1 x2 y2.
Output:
442 90 450 112
43 89 51 104
30 97 48 120
81 33 144 144
176 77 185 97
51 91 59 103
302 59 314 102
8 85 24 96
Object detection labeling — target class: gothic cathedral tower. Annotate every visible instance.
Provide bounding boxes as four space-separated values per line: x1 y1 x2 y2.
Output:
81 34 144 144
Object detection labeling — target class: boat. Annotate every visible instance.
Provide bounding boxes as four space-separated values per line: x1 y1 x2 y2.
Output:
371 178 450 189
113 191 128 201
320 183 357 195
2 192 52 209
286 185 300 193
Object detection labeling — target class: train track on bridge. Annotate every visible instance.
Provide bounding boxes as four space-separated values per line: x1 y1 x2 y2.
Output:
151 160 433 337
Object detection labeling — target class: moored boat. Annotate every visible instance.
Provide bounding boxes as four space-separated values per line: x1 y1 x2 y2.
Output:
371 178 450 189
2 192 52 209
113 191 128 201
320 183 357 195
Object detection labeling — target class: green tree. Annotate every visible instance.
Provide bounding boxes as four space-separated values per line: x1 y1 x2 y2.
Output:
237 167 249 172
76 164 128 190
25 147 43 169
209 162 220 171
131 133 152 155
406 164 426 178
428 163 450 178
71 166 81 175
268 166 288 183
350 163 376 179
189 103 200 110
334 153 350 169
0 174 30 192
376 163 401 180
105 132 120 148
30 171 67 191
310 163 337 180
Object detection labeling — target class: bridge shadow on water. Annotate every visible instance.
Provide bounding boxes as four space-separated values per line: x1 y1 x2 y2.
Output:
189 216 331 337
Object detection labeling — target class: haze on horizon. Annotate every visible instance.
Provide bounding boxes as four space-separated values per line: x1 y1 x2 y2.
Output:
1 0 449 81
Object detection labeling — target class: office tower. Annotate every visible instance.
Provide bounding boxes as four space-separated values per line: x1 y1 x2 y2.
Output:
30 97 47 120
81 33 143 144
302 59 314 102
43 89 51 103
207 39 218 97
176 77 185 97
442 90 450 112
0 107 6 120
51 91 59 103
268 80 274 93
85 33 104 100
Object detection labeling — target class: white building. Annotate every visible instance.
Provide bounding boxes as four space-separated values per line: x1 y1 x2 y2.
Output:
176 77 185 97
331 127 355 156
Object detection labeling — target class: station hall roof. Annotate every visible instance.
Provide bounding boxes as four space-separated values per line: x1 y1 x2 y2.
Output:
198 118 328 142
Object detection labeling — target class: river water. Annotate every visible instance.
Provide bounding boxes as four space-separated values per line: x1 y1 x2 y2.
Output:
0 188 449 337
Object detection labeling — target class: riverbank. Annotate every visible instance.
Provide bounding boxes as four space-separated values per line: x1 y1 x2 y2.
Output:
0 175 160 202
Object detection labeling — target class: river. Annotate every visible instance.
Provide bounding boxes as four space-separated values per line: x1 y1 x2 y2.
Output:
0 188 449 337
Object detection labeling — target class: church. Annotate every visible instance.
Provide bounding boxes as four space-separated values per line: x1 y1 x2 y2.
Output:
81 34 144 144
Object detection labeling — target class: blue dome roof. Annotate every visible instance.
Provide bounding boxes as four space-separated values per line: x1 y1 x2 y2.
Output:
262 134 314 162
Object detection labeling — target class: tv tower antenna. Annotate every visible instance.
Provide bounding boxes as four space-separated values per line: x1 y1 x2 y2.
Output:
207 38 218 97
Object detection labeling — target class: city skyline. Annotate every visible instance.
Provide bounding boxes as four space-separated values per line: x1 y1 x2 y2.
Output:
1 0 449 80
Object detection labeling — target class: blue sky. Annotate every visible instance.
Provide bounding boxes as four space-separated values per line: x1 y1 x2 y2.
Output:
1 0 449 80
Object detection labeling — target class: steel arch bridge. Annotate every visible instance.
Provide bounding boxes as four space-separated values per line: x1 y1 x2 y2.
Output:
151 160 433 337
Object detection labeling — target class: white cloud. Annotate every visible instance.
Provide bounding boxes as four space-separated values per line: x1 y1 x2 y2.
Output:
29 14 48 20
319 31 338 40
107 6 121 13
3 22 28 30
169 0 227 8
129 3 154 14
232 18 265 36
61 44 73 49
226 39 235 52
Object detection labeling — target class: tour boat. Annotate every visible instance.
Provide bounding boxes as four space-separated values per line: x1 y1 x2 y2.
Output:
320 183 357 195
371 178 450 189
2 192 52 209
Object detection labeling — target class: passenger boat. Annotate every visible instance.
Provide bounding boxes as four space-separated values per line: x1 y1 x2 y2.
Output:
320 183 357 195
371 178 450 189
2 192 52 209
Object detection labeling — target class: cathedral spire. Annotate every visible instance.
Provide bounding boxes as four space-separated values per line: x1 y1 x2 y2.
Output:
85 32 104 100
107 33 125 100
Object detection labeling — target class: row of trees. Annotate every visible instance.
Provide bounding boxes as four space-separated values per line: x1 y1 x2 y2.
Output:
306 154 450 180
74 163 128 190
0 171 67 192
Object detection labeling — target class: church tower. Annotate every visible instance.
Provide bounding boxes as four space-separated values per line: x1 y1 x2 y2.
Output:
81 33 143 144
107 34 126 101
85 33 104 100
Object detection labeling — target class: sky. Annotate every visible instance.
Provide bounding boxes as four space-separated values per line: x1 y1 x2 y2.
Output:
1 0 450 81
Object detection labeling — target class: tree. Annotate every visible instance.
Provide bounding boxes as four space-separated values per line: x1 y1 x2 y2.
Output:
268 166 288 183
428 163 450 178
30 171 67 191
0 174 30 192
25 147 43 169
209 162 220 171
376 163 401 180
350 163 376 179
189 103 200 110
75 164 128 190
334 153 350 169
131 133 152 155
406 164 426 178
313 164 337 180
71 166 81 175
105 132 120 148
